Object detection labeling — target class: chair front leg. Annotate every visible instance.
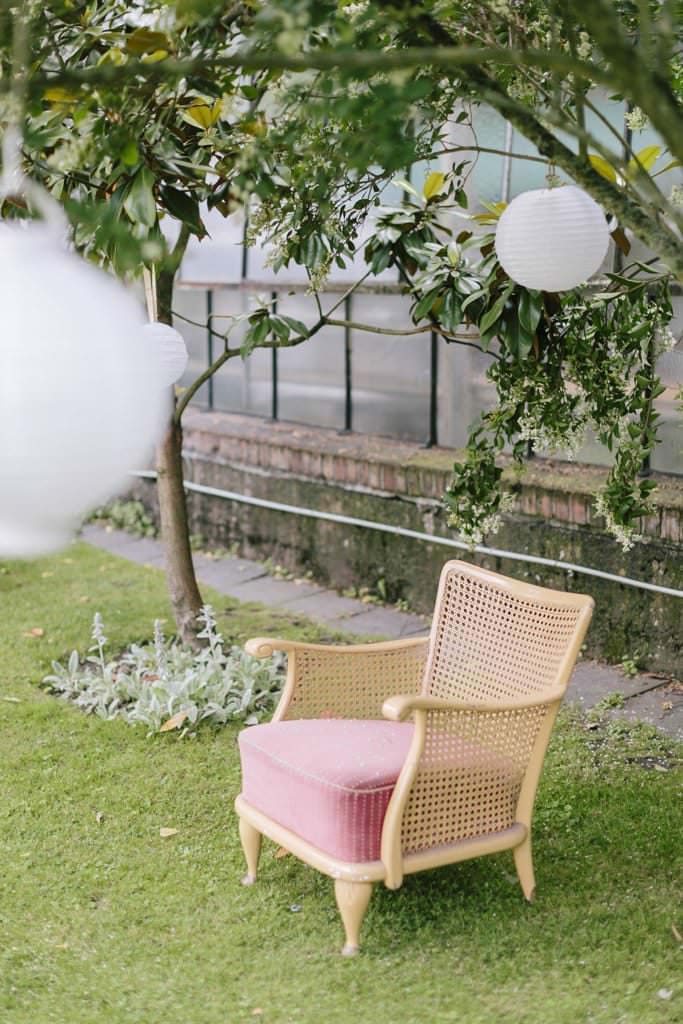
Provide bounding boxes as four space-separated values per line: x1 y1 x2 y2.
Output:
239 817 262 886
513 834 536 903
334 879 373 956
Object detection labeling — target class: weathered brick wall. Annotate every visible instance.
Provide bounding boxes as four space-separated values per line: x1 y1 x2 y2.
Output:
130 408 683 673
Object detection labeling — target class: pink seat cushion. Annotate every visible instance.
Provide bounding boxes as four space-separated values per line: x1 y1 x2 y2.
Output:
238 719 414 862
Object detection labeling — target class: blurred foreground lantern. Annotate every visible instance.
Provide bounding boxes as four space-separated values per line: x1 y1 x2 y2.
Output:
0 220 168 557
142 321 188 386
495 185 609 292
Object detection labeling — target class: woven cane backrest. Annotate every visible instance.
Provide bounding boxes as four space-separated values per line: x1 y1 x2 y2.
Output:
422 562 587 704
399 561 591 854
283 642 429 720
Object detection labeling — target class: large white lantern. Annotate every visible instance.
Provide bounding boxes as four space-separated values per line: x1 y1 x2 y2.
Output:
143 321 189 386
495 185 610 292
0 221 167 558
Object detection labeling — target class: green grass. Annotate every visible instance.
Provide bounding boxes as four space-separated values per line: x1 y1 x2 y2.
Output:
0 544 681 1024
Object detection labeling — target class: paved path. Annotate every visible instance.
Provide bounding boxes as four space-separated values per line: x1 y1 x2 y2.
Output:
81 524 683 741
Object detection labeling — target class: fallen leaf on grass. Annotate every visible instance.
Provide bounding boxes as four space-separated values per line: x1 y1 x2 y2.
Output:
672 924 682 943
1 696 22 703
657 989 672 1000
252 1010 263 1017
160 827 179 838
23 628 45 638
159 710 189 732
40 571 54 578
274 847 290 859
95 811 104 824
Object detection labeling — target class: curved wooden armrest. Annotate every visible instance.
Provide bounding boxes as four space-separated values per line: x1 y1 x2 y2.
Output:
382 686 566 722
245 635 429 659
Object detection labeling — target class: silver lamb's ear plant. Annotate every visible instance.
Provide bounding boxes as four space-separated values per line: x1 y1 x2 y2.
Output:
43 609 285 736
153 619 167 680
90 612 108 674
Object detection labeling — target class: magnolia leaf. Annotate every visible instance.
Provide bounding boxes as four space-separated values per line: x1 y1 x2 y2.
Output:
518 289 543 336
611 227 631 256
160 709 190 732
141 49 169 64
183 98 222 130
160 186 205 237
125 28 172 55
478 283 513 336
588 154 617 182
423 170 446 200
159 827 179 837
123 168 157 227
472 200 508 224
628 144 661 175
43 86 79 104
391 177 420 198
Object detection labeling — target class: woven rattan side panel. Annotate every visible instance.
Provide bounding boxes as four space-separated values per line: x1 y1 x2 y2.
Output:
425 571 583 703
283 643 430 720
400 705 547 854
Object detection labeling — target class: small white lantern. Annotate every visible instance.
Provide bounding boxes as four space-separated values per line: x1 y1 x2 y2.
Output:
143 321 189 386
495 185 610 292
0 221 167 558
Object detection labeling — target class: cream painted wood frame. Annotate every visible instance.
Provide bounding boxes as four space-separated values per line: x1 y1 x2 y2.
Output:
236 560 594 955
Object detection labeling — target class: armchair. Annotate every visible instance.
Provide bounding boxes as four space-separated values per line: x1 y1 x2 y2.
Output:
235 560 593 955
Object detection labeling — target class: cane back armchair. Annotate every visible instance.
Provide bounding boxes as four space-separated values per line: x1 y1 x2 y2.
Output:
235 560 594 954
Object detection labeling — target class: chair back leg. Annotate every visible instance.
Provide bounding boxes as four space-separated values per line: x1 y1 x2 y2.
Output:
334 879 373 956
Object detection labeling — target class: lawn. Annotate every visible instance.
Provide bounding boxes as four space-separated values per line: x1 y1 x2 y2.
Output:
0 544 681 1024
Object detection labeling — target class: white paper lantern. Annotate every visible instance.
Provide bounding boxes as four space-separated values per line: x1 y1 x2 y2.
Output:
143 321 189 386
495 186 609 292
0 221 167 558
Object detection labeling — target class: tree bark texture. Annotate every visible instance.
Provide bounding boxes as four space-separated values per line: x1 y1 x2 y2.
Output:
155 263 203 647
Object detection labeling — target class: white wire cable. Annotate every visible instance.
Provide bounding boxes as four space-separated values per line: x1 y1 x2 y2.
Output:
131 471 683 599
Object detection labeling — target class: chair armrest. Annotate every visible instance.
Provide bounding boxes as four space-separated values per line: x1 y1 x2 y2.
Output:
382 686 566 721
245 636 430 721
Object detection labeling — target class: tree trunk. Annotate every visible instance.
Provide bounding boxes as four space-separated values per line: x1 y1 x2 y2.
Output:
155 265 203 647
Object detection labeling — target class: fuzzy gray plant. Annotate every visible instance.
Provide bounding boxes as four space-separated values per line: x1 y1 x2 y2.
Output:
44 605 285 736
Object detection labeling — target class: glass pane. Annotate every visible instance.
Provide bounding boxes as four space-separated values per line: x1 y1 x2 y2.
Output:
173 287 209 408
350 292 430 441
275 292 346 429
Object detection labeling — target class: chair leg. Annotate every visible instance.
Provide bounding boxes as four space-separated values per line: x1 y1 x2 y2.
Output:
239 817 262 886
334 879 373 956
514 835 536 903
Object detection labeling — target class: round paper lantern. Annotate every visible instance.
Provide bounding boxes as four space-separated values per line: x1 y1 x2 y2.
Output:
495 186 609 292
0 221 167 558
142 321 189 386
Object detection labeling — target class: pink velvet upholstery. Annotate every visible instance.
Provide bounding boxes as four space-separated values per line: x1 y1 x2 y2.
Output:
238 719 414 862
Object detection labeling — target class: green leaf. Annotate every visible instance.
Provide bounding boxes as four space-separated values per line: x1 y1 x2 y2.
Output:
423 171 446 200
588 154 617 182
160 187 205 238
439 289 462 333
123 168 156 227
478 283 513 336
125 28 172 55
628 145 661 175
412 286 441 322
518 289 543 336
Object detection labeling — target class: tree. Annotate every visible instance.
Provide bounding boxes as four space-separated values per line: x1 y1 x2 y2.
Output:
4 0 681 637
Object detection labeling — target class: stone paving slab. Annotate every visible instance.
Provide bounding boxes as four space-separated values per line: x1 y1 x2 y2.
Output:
193 554 268 589
565 660 666 710
80 525 165 566
278 590 376 623
605 684 683 742
217 573 326 606
330 605 430 638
